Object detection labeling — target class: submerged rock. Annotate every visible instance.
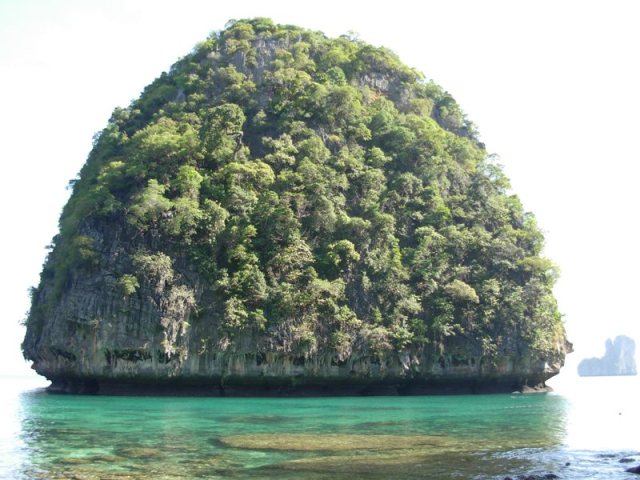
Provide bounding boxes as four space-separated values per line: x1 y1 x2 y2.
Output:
22 18 570 394
503 475 558 480
115 447 162 459
513 384 554 394
219 433 453 451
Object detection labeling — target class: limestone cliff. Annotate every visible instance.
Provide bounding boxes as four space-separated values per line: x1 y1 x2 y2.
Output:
578 336 636 377
23 19 570 395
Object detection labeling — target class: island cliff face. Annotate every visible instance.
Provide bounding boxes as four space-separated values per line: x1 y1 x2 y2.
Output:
578 336 636 377
23 19 570 395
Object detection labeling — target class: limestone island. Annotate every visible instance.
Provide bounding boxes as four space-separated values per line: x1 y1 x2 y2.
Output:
22 19 571 395
578 335 637 377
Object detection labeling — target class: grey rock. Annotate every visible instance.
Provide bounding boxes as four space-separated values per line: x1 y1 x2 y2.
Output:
626 465 640 474
578 336 637 377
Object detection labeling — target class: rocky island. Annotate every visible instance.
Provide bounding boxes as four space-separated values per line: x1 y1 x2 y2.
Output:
578 335 636 377
22 19 570 395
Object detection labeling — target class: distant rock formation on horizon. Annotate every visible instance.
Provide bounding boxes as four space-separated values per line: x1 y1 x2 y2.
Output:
578 335 637 377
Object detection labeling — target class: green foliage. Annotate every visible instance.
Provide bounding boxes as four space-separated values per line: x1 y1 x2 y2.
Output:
326 240 360 273
444 279 480 304
173 165 203 199
129 179 172 230
68 235 99 269
28 19 564 363
117 274 140 297
365 325 393 358
200 103 246 166
133 251 174 293
128 116 203 181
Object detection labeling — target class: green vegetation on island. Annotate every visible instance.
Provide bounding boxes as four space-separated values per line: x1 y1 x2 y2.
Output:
23 19 568 392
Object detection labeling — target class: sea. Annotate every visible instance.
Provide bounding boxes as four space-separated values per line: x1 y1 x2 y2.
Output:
0 374 638 479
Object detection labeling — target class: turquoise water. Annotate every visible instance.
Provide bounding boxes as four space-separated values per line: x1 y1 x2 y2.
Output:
1 376 639 479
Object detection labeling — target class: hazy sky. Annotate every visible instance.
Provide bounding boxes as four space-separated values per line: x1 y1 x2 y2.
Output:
1 0 638 378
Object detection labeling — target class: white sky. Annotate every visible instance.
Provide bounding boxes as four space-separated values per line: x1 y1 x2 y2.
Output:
1 0 638 378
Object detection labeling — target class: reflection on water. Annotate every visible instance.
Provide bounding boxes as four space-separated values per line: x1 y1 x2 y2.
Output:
558 376 640 451
1 375 639 479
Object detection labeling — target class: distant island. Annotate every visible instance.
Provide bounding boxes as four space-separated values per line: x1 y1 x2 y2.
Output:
578 335 637 377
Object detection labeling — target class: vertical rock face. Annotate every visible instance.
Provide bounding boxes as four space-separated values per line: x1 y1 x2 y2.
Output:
578 336 637 377
23 19 570 395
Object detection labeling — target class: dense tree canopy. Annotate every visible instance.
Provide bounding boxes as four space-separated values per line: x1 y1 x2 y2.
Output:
25 19 564 364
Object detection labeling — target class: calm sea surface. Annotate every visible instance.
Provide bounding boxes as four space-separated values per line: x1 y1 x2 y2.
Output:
1 375 638 479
